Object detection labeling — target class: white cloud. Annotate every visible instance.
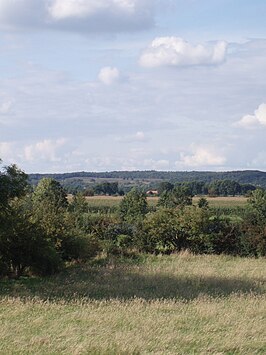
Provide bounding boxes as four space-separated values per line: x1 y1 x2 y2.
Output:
98 67 121 85
115 131 147 143
178 147 226 168
1 39 266 172
139 37 227 68
250 151 266 168
48 0 136 20
0 99 13 114
0 142 13 161
143 158 169 170
0 0 155 33
235 103 266 128
135 131 145 141
24 138 66 162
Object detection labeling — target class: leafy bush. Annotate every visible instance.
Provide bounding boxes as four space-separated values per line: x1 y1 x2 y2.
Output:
119 188 148 223
60 233 100 261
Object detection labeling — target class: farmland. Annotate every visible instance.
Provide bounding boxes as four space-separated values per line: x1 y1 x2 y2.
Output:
78 195 248 208
78 195 248 212
0 253 265 354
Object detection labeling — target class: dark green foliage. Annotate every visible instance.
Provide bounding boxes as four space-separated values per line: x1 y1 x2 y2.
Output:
144 208 189 253
83 188 95 196
158 185 193 209
0 163 29 208
157 181 174 195
207 180 241 196
2 159 266 279
141 206 244 256
60 232 100 261
32 178 68 209
94 182 120 195
198 197 209 208
70 192 88 214
28 169 266 188
248 188 266 220
0 167 102 278
31 178 69 248
119 188 148 223
0 198 61 277
238 192 266 256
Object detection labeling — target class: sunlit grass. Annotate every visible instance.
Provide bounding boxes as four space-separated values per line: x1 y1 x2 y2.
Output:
81 195 248 209
194 196 248 208
0 253 265 354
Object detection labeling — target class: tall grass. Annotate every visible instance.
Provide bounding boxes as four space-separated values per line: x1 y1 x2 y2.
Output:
0 253 265 354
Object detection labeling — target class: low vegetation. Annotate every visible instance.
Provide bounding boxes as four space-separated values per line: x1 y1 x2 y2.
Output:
0 159 266 278
0 253 265 354
1 160 266 353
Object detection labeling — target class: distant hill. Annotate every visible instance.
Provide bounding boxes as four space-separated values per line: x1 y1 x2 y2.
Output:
29 170 266 188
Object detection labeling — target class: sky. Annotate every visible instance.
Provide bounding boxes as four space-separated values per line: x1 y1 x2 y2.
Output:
0 0 266 173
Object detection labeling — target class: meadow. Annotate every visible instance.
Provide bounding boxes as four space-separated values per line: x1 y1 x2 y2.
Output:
82 195 248 209
0 253 265 354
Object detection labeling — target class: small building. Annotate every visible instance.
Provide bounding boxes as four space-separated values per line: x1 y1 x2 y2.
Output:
146 190 159 196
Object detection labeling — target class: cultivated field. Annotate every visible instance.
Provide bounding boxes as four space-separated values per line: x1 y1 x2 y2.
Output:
0 253 265 354
81 195 248 209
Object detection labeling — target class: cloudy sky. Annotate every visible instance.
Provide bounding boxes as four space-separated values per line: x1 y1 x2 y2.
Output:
0 0 266 173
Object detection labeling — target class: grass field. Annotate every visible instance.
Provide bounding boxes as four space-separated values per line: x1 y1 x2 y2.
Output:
81 195 248 209
0 253 265 354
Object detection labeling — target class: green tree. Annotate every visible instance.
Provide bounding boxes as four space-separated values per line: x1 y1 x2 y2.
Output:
248 188 266 220
31 178 68 248
158 185 193 209
119 188 148 222
1 197 61 277
197 197 209 209
70 192 88 214
0 162 62 277
157 181 174 195
0 162 28 208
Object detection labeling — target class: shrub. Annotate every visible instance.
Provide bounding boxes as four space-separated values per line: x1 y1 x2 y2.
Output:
60 233 100 261
119 188 148 223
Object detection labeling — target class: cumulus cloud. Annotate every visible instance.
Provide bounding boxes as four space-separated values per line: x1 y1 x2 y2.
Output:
116 131 147 143
0 0 155 33
235 103 266 128
98 67 121 85
135 131 145 141
143 158 169 170
0 99 13 114
0 141 13 161
24 138 66 162
49 0 135 20
139 37 227 68
178 147 226 167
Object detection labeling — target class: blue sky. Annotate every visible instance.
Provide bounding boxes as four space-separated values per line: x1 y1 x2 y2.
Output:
0 0 266 173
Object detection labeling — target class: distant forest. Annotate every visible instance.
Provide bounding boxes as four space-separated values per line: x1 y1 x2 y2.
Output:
28 170 266 195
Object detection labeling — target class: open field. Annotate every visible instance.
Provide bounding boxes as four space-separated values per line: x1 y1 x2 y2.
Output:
0 253 265 354
80 195 248 209
193 196 248 208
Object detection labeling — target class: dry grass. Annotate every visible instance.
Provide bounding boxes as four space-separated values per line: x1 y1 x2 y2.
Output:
193 196 248 208
78 195 248 209
0 253 265 354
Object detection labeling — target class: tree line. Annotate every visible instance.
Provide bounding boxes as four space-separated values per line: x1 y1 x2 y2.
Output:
29 169 266 188
1 160 266 279
32 178 257 197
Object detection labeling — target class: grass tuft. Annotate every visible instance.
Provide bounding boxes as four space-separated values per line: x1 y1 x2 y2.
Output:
0 253 265 354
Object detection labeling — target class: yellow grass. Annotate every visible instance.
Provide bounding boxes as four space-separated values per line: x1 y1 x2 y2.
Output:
78 195 248 209
0 253 265 354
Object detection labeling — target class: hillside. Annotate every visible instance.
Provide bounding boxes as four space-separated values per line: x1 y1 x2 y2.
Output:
29 170 266 188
